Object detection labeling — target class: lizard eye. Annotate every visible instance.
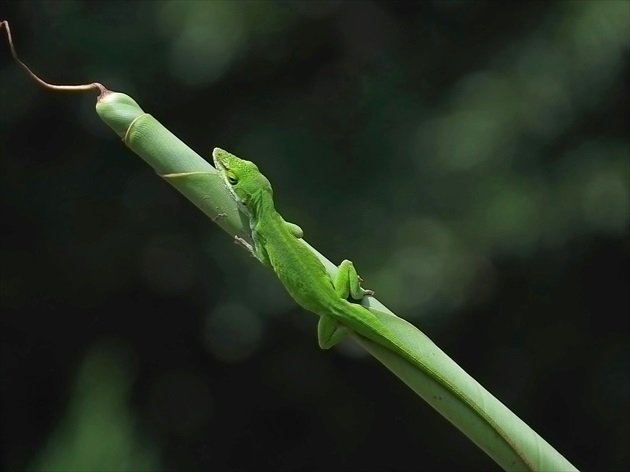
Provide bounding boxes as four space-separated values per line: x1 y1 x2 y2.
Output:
227 172 238 185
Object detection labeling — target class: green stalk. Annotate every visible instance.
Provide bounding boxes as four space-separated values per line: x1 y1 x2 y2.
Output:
96 92 577 472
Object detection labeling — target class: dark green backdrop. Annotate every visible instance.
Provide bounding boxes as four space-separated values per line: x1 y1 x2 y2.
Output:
1 1 628 471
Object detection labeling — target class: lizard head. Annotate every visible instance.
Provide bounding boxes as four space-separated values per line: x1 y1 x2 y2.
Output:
212 147 272 213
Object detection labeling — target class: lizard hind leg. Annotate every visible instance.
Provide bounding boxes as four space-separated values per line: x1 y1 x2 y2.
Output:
317 315 350 349
334 259 375 300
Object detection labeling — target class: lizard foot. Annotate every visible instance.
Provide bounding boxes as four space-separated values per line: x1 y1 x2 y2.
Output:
234 235 255 256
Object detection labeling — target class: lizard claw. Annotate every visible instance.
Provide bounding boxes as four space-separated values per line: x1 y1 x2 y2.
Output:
357 274 373 297
234 235 255 255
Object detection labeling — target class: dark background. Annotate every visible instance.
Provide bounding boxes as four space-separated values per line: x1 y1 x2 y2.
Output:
1 1 628 471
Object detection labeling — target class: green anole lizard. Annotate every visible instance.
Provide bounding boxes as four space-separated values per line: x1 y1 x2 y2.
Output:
212 148 475 362
213 147 400 352
212 147 462 357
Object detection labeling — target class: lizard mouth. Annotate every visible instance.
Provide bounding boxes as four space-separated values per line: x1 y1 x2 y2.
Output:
212 147 228 171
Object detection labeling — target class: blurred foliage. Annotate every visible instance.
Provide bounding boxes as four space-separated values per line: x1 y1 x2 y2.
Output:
30 341 158 471
0 1 628 471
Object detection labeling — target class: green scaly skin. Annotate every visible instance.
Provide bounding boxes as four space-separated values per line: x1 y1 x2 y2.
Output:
212 147 415 352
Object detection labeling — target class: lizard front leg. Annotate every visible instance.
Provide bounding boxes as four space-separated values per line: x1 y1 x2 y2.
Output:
282 219 303 239
234 235 255 255
235 234 271 269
